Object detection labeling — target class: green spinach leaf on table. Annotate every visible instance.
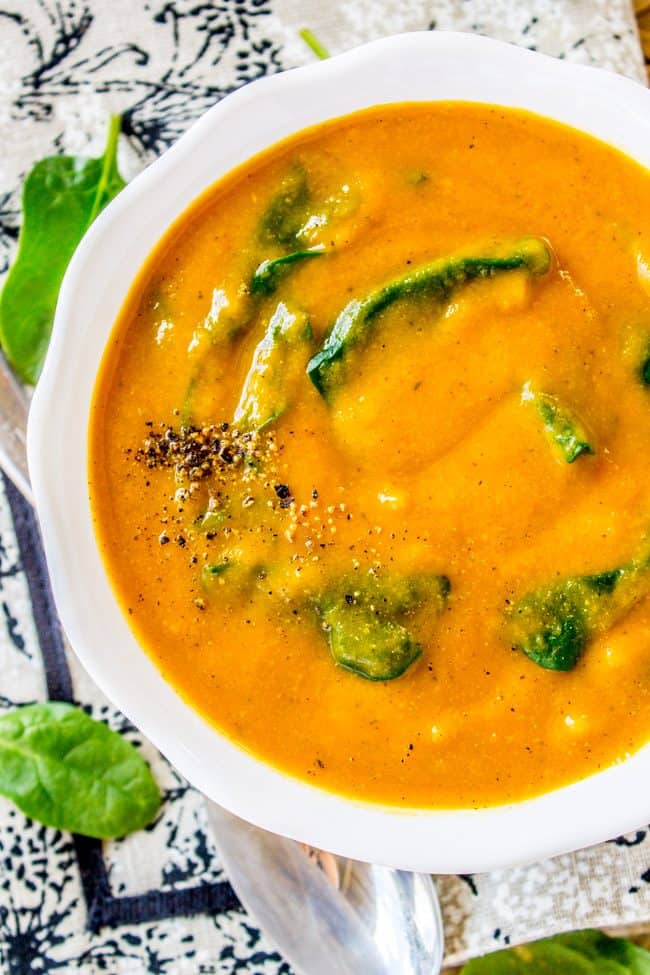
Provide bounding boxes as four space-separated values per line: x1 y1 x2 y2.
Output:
0 114 126 385
462 931 650 974
0 701 160 838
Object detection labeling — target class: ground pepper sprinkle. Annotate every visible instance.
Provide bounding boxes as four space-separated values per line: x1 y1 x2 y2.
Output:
133 421 356 596
136 423 271 483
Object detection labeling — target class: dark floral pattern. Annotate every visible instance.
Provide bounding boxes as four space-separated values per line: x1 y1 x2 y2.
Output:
0 0 284 276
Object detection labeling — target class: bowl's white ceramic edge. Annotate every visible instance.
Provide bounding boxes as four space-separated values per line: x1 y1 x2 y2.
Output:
27 31 650 873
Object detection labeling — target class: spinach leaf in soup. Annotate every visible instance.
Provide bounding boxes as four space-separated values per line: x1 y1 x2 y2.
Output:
259 166 312 248
251 247 324 296
521 383 594 464
314 572 450 681
461 929 650 974
0 702 160 838
0 115 126 385
641 348 650 386
182 254 321 427
233 302 312 433
324 605 421 682
258 165 357 253
505 540 650 671
307 236 553 400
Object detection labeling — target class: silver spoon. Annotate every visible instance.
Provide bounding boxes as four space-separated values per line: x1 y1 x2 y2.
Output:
206 803 443 975
0 352 444 975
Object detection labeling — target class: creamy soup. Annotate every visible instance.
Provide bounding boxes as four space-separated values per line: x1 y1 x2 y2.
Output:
89 103 650 808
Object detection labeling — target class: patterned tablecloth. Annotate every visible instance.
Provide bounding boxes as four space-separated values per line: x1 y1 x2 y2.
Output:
0 2 649 973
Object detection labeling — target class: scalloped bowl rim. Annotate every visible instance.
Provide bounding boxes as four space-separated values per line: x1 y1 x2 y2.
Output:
27 31 650 873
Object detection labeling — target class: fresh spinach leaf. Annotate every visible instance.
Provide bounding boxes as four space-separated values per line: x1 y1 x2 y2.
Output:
0 701 160 838
0 114 126 384
462 930 650 974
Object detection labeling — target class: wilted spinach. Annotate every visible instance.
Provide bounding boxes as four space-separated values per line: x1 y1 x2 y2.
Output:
0 701 160 838
0 114 126 384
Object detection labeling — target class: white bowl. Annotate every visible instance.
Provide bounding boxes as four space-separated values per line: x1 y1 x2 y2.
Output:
28 31 650 874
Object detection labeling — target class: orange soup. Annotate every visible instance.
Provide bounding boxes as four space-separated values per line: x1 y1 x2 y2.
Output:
89 103 650 808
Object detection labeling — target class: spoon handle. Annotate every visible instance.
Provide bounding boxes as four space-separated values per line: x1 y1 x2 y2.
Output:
206 802 444 975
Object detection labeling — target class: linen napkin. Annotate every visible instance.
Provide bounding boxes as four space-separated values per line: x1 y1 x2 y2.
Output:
0 2 647 972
